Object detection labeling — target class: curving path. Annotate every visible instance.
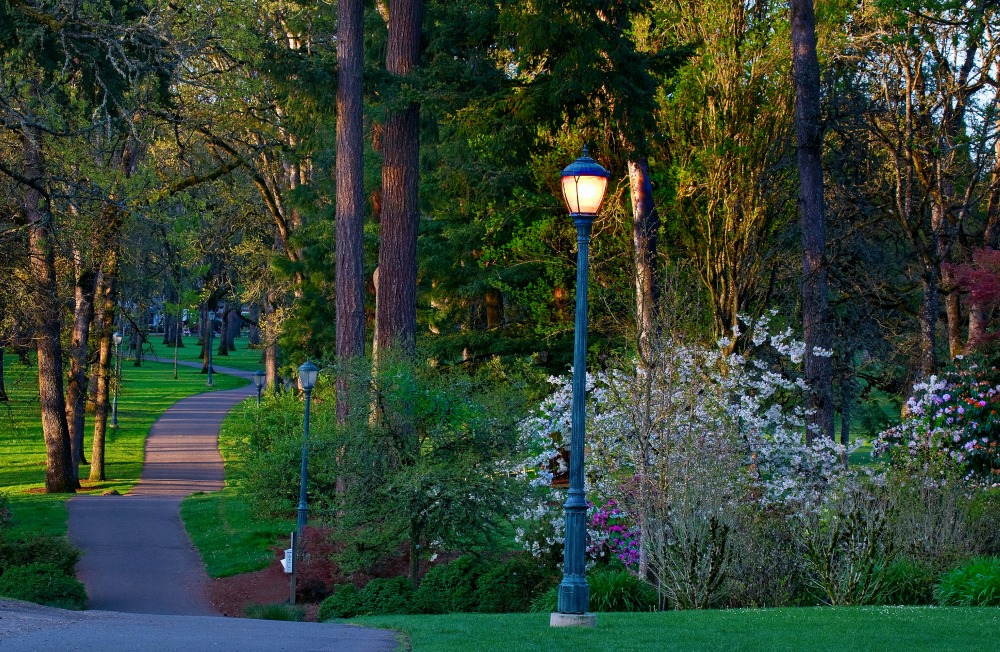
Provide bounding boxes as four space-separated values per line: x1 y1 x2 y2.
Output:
67 361 254 615
55 358 396 651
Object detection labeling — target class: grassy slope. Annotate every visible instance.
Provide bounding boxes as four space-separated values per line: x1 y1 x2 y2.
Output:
359 607 1000 652
147 335 266 373
1 351 243 537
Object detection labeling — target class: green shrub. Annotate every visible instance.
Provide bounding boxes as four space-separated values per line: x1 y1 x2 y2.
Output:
966 488 1000 555
0 562 87 610
588 567 658 612
881 558 937 605
0 534 81 577
531 568 657 613
356 576 416 616
413 555 488 614
244 602 305 621
934 556 1000 607
475 554 559 613
318 584 363 620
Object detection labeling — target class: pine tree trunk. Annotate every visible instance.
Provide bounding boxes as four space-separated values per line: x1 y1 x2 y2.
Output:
373 0 424 356
22 126 74 494
791 0 834 442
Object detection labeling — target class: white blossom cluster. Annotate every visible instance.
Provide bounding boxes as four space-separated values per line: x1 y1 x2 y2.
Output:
514 313 855 558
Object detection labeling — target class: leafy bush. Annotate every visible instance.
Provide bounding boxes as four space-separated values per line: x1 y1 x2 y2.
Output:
474 553 559 613
0 562 87 610
966 488 1000 554
0 534 81 577
244 602 305 621
355 577 416 616
881 558 937 605
413 555 488 614
531 568 656 613
727 507 811 608
934 556 1000 607
318 584 362 620
797 485 895 606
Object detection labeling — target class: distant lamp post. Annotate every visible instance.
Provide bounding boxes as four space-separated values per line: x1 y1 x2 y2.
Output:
296 361 319 542
552 146 609 628
252 369 266 406
111 331 124 428
206 310 216 386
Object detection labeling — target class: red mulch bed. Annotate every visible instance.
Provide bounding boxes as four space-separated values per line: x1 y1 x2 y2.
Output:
205 563 300 618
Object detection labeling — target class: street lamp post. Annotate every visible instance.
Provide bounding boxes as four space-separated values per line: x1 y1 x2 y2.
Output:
111 331 123 428
296 361 319 541
206 310 216 386
551 146 609 628
252 369 266 406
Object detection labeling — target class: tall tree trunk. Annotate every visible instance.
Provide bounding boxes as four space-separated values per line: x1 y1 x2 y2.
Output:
335 0 367 416
373 0 424 357
90 257 119 482
226 303 241 348
264 292 280 391
919 267 939 378
628 156 659 365
216 304 232 357
0 347 7 402
67 261 97 486
248 303 262 348
791 0 834 442
22 126 74 493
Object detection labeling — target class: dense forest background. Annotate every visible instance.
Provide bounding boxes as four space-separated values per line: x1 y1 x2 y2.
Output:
2 0 999 492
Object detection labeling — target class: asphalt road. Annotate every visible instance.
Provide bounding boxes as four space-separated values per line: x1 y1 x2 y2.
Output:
0 599 398 652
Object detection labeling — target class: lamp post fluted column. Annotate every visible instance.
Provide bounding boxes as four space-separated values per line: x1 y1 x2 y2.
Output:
552 146 608 628
557 214 593 616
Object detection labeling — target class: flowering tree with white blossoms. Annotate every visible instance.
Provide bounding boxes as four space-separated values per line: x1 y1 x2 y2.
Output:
517 311 854 607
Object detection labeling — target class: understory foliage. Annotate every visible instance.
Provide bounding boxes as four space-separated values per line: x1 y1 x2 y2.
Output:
0 497 86 609
231 355 531 583
519 311 852 608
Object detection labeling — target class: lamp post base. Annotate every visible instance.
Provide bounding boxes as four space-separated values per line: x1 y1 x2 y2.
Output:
550 612 596 628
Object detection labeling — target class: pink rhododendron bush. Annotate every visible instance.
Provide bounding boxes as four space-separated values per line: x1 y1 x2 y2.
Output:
516 314 1000 609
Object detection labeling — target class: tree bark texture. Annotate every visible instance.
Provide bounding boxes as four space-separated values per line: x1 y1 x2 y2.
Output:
373 0 424 357
90 257 119 482
336 0 366 440
22 126 74 493
628 156 659 365
66 263 97 485
791 0 834 442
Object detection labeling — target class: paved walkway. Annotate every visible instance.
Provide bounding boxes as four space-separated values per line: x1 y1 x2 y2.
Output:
35 359 399 652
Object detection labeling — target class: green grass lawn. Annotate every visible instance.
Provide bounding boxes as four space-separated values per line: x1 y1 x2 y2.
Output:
358 607 1000 652
146 335 266 373
0 352 244 537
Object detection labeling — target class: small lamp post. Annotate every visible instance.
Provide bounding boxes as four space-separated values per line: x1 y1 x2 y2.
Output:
252 369 266 406
551 146 609 628
296 361 319 541
206 310 216 387
111 331 123 428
